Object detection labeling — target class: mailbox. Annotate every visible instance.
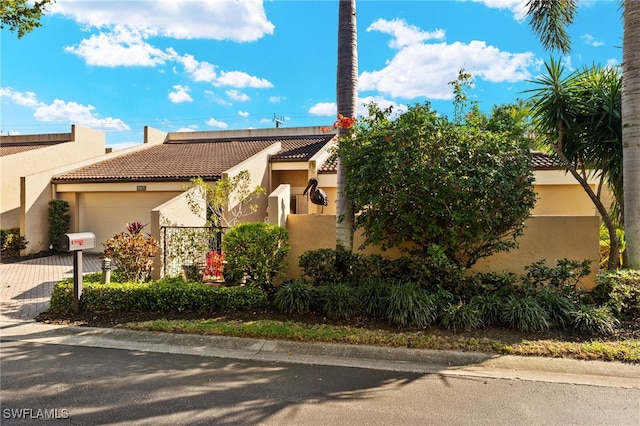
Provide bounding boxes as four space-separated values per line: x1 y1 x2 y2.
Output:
60 232 96 252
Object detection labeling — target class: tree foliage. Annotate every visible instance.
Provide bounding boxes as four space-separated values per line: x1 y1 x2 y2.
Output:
1 0 55 38
526 58 623 269
185 170 266 228
337 101 537 268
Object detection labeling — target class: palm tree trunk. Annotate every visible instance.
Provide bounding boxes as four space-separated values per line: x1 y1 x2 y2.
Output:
623 0 640 269
336 0 358 251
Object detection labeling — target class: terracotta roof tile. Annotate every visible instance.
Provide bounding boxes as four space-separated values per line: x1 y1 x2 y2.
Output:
0 140 68 157
270 135 335 162
53 138 278 182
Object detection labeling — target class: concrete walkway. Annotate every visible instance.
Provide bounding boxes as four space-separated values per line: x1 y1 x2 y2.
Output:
0 253 102 322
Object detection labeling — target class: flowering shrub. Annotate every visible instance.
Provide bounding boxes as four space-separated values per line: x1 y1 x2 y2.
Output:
204 250 225 282
103 222 160 282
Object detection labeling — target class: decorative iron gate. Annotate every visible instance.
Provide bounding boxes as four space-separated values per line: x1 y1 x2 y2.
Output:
160 226 225 277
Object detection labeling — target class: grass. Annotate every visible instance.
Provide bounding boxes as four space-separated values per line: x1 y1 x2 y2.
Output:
115 316 640 364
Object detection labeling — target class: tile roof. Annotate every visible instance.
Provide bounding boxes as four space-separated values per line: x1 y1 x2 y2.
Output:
0 140 68 157
318 151 565 175
53 138 278 183
270 135 335 162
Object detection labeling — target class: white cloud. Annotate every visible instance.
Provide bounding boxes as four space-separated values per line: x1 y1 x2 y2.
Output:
168 85 193 103
238 111 250 118
309 97 408 118
269 96 284 103
206 118 229 129
367 19 445 48
215 71 273 88
308 102 336 116
360 19 535 100
176 54 218 82
1 87 129 131
0 87 39 108
226 89 250 102
470 0 528 21
581 33 604 47
34 99 130 131
65 26 170 67
51 0 274 42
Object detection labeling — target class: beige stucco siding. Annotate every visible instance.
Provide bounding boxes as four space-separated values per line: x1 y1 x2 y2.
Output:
79 192 181 253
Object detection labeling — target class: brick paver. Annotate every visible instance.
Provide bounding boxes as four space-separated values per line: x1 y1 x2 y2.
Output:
0 254 102 321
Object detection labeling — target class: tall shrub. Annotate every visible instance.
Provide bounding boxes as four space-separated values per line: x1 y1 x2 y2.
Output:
48 199 71 252
222 222 290 290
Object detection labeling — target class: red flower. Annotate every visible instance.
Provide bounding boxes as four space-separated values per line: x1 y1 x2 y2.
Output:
323 114 357 133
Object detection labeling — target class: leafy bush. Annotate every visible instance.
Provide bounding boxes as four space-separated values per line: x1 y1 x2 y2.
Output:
0 228 28 257
222 222 290 290
298 248 368 286
385 282 437 327
103 222 160 282
275 279 315 314
439 301 484 332
338 102 537 268
501 295 550 332
594 269 640 320
522 258 591 297
322 284 361 319
570 305 619 336
49 278 267 313
48 199 71 252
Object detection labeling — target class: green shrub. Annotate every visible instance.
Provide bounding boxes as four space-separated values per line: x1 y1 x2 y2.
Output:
1 228 27 257
103 222 160 282
439 301 484 332
298 248 368 286
595 269 640 320
222 222 290 290
501 295 550 332
322 284 361 319
275 279 315 314
535 290 577 329
385 282 436 327
358 278 390 317
470 293 504 326
48 199 71 252
48 278 267 313
522 258 591 298
570 305 619 336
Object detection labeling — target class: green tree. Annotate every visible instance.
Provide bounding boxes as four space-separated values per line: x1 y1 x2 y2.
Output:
526 58 623 269
335 0 358 252
185 170 266 228
525 1 640 269
1 0 55 38
48 199 70 252
338 102 537 268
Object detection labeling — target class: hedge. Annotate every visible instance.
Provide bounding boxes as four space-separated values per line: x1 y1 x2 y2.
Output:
49 277 267 314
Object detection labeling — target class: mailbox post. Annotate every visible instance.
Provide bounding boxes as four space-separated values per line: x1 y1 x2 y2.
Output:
60 232 96 313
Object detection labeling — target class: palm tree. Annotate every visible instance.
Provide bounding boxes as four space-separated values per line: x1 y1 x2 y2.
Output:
335 0 358 251
622 1 640 269
526 0 640 269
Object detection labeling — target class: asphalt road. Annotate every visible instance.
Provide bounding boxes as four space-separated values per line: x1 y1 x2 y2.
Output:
2 337 639 426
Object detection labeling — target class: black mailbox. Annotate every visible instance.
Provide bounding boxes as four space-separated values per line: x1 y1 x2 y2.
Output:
60 232 96 252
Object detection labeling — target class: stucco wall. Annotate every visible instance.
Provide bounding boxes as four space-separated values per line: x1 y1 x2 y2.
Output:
284 215 600 289
1 126 105 237
78 191 182 253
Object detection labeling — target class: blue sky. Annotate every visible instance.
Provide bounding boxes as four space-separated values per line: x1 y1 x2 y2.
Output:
0 0 622 150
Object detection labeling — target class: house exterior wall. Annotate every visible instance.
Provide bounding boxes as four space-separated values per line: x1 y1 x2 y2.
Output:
0 126 105 234
77 191 182 253
284 214 599 289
